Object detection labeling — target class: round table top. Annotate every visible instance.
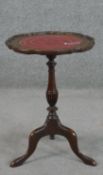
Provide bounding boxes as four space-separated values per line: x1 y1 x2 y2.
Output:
5 31 95 55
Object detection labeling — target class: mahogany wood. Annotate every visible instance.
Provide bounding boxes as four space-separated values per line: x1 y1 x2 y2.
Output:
5 32 97 168
10 55 96 167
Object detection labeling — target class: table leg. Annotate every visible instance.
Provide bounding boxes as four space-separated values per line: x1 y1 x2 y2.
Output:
56 124 97 166
10 126 46 167
50 134 55 140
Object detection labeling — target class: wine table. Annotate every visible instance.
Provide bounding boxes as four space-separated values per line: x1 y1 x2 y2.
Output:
6 31 96 167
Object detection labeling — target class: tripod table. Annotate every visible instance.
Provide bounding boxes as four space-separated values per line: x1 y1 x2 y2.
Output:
6 31 97 167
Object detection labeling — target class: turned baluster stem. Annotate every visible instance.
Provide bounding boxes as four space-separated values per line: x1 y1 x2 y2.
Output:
46 55 59 139
46 55 58 108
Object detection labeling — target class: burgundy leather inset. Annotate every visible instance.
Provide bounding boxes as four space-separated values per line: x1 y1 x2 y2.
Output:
20 35 82 51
